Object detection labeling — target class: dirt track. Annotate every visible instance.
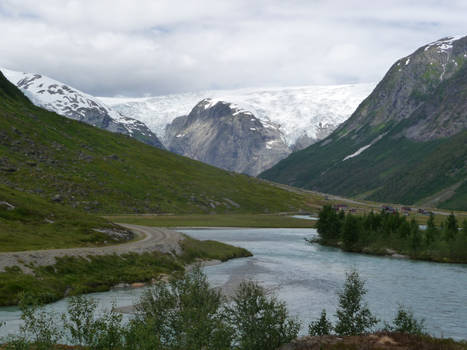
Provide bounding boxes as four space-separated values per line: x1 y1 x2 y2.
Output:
0 224 184 273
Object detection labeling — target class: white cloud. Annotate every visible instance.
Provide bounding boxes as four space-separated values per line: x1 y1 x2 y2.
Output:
0 0 466 96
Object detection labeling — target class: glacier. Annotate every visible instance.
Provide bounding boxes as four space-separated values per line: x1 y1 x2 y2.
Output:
99 83 375 147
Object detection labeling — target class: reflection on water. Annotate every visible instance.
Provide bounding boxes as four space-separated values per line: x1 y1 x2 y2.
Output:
1 228 466 340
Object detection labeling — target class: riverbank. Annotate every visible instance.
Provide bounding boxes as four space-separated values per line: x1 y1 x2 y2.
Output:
0 225 251 306
104 213 317 228
309 237 467 264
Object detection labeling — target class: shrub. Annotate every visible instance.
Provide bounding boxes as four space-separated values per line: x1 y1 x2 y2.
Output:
18 294 62 350
308 309 333 336
385 305 425 335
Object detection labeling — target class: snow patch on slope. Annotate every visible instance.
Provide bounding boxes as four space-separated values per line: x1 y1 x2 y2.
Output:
424 36 463 53
342 133 387 161
343 144 372 160
100 83 375 147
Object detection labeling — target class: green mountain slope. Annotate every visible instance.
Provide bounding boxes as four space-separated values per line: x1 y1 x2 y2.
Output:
0 71 307 215
261 36 467 210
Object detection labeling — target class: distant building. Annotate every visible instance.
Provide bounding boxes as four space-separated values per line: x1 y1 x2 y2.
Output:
334 204 348 211
382 205 396 213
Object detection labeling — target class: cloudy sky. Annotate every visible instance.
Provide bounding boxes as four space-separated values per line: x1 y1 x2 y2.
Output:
0 0 465 96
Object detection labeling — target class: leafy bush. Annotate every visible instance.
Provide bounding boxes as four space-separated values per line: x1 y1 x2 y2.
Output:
18 295 63 350
308 309 333 336
385 305 426 335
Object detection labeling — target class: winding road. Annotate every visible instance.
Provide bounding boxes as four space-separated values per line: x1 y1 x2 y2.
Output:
0 224 184 273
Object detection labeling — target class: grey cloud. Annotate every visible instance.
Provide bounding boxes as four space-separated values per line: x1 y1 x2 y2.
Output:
0 0 465 96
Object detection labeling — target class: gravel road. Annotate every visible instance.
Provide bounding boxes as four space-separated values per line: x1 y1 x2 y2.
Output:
0 224 184 273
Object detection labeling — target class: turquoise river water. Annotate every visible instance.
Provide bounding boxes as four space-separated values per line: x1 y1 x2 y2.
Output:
1 227 466 340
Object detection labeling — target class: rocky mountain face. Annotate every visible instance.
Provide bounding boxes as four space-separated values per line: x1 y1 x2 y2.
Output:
341 36 467 141
261 36 467 210
1 68 164 149
165 99 290 176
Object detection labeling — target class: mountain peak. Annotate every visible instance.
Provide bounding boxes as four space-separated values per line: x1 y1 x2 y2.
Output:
1 68 164 149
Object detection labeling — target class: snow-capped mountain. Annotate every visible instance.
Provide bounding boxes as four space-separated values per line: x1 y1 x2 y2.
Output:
165 99 290 175
100 83 375 148
1 68 164 149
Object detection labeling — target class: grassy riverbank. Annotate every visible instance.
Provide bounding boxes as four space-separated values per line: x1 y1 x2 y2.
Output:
105 213 317 228
0 237 251 306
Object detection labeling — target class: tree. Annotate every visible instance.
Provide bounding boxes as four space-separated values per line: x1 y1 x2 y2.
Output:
444 213 458 241
62 295 99 346
334 270 378 336
342 214 360 249
131 266 232 350
62 295 124 349
397 219 411 239
410 219 421 251
308 309 333 336
316 205 342 241
425 213 437 245
226 281 300 350
385 305 425 335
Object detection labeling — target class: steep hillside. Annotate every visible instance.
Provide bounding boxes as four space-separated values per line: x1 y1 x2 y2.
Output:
0 71 308 215
261 36 467 210
2 68 164 149
166 99 290 175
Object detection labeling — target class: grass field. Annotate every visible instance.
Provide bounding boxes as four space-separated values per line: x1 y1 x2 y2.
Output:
105 214 317 228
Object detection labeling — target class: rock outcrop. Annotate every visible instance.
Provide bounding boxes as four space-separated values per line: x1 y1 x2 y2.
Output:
165 99 291 175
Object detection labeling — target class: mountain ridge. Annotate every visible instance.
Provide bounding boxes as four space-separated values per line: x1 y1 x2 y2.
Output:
1 68 164 149
260 36 467 211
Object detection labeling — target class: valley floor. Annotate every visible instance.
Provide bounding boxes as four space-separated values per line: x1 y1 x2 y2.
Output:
104 213 317 228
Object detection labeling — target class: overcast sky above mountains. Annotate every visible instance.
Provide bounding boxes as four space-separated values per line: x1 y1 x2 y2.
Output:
1 0 466 97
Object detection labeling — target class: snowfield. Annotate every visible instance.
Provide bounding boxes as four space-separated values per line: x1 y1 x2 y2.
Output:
99 83 375 146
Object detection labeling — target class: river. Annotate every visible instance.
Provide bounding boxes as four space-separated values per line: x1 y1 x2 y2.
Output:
1 227 466 340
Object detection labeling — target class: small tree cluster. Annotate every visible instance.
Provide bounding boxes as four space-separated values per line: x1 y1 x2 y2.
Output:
308 270 424 338
315 207 467 261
